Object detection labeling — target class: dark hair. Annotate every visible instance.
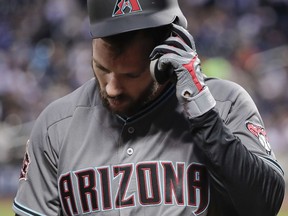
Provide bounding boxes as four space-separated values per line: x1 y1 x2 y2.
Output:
101 24 172 55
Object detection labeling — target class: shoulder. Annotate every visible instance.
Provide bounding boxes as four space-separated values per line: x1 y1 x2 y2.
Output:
26 78 102 159
36 78 100 128
205 77 259 120
205 77 250 102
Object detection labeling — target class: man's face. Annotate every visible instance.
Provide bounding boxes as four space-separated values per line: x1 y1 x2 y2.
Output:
92 32 163 116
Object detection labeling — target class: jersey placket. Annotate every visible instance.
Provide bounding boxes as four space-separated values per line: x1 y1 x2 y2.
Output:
115 118 152 215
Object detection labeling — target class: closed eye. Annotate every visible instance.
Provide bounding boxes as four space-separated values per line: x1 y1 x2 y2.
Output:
125 72 142 78
93 59 110 73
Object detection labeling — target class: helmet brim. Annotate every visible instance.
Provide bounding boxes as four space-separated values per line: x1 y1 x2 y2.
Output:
88 6 187 38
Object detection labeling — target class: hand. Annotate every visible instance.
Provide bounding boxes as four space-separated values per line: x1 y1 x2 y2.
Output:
150 24 216 118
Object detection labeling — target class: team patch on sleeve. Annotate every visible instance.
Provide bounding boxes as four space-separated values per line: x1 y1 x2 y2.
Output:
246 121 272 155
19 140 31 181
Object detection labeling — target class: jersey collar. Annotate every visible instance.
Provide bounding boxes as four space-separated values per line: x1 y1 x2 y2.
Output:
116 83 175 124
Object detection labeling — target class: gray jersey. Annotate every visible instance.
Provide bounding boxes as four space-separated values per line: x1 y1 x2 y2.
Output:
13 77 283 216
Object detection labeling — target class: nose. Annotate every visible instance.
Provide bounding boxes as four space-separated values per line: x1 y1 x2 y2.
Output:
105 74 123 97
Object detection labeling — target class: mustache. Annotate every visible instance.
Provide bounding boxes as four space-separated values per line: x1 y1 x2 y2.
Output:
100 90 128 101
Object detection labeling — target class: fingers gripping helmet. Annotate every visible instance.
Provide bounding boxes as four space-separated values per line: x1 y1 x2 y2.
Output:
87 0 187 38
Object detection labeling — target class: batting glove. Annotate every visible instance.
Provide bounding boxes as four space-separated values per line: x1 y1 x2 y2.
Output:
150 24 216 118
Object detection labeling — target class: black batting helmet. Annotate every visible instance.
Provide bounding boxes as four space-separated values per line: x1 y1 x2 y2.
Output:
87 0 187 38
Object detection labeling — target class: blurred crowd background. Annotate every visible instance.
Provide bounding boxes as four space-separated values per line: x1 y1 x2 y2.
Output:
0 0 287 213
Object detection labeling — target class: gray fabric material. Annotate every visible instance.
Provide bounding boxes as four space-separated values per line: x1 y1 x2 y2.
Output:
13 77 282 216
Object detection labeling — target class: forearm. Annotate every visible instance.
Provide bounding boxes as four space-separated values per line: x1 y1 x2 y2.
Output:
189 109 285 216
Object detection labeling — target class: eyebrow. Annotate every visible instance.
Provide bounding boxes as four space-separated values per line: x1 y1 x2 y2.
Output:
92 58 145 77
92 59 110 72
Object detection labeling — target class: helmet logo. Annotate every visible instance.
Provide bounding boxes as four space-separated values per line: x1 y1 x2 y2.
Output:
112 0 142 17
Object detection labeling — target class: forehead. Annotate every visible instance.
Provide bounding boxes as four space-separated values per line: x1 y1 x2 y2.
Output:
92 31 155 61
92 32 155 72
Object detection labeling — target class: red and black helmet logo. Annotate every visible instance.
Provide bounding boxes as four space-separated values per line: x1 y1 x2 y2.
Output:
112 0 142 17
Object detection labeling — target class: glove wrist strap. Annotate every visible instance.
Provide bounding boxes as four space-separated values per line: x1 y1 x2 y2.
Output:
183 86 216 119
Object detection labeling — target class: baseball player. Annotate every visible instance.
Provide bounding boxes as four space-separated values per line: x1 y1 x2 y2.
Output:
13 0 285 215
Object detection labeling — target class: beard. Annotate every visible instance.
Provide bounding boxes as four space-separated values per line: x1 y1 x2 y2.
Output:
95 78 161 117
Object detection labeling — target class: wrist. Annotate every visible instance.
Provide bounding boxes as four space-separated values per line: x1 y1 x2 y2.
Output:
182 86 216 119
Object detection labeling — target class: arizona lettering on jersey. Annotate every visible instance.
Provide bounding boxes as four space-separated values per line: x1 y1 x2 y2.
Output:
58 161 209 216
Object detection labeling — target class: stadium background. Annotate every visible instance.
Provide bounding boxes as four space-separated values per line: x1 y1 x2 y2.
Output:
0 0 287 215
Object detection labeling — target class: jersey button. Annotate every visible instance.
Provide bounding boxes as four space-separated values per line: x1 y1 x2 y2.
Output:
128 127 135 134
127 147 134 156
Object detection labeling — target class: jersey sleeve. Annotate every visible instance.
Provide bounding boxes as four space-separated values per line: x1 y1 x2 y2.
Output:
13 79 96 216
189 79 285 216
221 81 283 173
13 109 61 216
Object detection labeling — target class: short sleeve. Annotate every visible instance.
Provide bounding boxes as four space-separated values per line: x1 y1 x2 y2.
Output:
13 112 60 216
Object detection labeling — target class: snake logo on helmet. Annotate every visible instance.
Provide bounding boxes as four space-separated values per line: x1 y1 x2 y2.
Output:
87 0 187 38
112 0 142 17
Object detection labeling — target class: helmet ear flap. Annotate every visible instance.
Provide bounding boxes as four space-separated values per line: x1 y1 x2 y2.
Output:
172 16 182 27
172 15 188 29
